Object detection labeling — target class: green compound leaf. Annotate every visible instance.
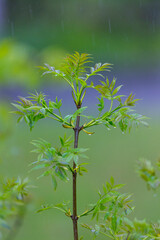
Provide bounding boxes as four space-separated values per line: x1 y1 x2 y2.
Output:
36 204 54 213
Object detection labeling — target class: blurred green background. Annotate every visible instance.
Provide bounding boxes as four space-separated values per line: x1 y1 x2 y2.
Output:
0 0 160 239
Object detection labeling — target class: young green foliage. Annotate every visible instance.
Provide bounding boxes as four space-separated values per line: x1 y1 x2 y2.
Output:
12 52 148 240
12 52 147 134
30 135 88 190
82 178 133 239
82 178 160 240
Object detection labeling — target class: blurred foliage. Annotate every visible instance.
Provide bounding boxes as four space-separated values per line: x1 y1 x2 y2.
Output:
137 158 160 191
0 177 30 239
0 0 159 87
0 40 39 86
1 0 159 68
0 104 31 239
39 47 67 68
0 39 68 87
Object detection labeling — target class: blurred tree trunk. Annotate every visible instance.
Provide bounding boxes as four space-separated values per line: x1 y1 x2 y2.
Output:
0 0 6 36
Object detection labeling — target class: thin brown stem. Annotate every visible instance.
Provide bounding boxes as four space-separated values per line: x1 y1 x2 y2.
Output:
71 104 81 240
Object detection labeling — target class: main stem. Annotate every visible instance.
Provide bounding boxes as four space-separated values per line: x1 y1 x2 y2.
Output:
72 104 81 240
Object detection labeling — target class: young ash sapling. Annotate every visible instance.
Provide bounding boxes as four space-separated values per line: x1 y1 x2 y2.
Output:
12 52 150 240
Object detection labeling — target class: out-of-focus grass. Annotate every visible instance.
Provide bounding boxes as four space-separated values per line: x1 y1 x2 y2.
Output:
1 118 160 240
